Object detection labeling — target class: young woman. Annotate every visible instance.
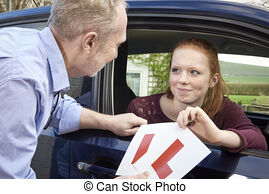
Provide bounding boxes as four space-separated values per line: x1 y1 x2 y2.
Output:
126 38 267 152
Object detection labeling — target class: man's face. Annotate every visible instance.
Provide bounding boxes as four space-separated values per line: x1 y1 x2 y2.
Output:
86 4 127 77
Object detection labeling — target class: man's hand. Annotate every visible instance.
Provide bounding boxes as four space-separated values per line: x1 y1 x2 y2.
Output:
115 171 149 179
79 108 147 136
108 113 147 136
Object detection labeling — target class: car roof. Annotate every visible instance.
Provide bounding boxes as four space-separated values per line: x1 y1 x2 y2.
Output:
0 0 268 57
0 0 269 27
126 0 269 27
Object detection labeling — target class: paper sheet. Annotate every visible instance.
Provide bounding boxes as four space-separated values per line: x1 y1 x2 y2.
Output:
116 122 211 179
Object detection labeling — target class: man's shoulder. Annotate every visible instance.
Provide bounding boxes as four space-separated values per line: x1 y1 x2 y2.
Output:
0 28 48 87
0 27 39 44
0 27 44 58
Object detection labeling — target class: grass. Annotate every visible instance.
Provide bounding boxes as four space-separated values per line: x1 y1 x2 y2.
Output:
223 76 269 84
228 95 259 105
220 61 269 78
257 96 269 105
220 61 269 84
228 95 269 105
219 61 269 106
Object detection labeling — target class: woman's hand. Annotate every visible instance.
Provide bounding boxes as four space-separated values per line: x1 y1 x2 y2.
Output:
177 106 243 148
177 106 222 144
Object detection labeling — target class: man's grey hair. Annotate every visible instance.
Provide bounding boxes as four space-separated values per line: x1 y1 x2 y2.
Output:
48 0 126 41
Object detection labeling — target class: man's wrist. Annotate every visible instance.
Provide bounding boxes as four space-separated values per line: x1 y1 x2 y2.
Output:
102 114 114 131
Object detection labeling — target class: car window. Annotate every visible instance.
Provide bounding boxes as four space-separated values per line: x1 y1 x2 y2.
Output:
127 52 269 115
126 30 269 116
219 54 269 114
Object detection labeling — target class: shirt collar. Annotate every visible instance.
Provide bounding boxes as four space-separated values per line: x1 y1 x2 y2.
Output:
38 27 70 93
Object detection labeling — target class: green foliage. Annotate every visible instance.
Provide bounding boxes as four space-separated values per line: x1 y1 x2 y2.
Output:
128 53 171 94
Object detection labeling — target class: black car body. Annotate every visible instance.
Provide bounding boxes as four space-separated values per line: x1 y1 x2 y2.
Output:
0 0 269 178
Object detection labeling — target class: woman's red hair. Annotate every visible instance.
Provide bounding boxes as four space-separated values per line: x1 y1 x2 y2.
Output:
166 38 229 118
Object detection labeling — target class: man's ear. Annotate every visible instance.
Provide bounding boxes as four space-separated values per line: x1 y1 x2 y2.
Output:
82 32 97 52
209 73 219 88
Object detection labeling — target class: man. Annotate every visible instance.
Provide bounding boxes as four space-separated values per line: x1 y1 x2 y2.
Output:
0 0 147 178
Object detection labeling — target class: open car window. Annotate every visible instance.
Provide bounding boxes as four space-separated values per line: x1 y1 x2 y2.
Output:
127 52 269 115
124 29 269 153
126 29 269 115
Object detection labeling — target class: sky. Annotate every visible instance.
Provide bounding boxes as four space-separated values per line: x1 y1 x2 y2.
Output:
221 0 268 8
219 54 269 68
222 0 262 3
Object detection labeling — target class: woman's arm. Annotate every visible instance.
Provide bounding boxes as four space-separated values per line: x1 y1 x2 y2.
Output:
177 106 243 149
214 98 267 152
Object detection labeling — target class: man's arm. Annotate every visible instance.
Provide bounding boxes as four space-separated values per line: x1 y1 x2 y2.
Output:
79 108 147 136
51 94 146 136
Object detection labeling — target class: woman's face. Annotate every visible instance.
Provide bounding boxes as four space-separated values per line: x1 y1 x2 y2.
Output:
169 47 216 106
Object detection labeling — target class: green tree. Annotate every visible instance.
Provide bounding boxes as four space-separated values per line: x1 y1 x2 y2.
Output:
128 53 171 95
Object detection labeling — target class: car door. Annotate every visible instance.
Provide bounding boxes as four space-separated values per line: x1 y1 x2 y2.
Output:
111 0 269 178
1 0 269 179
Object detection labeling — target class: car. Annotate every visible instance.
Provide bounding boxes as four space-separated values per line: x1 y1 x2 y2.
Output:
0 0 269 179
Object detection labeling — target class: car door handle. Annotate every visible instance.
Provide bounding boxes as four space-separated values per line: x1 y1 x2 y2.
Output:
77 161 117 178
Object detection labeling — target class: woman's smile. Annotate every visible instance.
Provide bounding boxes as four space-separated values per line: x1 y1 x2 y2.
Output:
177 88 192 94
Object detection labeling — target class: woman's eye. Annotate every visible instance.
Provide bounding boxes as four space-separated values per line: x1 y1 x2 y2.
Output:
171 68 179 72
190 70 199 75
